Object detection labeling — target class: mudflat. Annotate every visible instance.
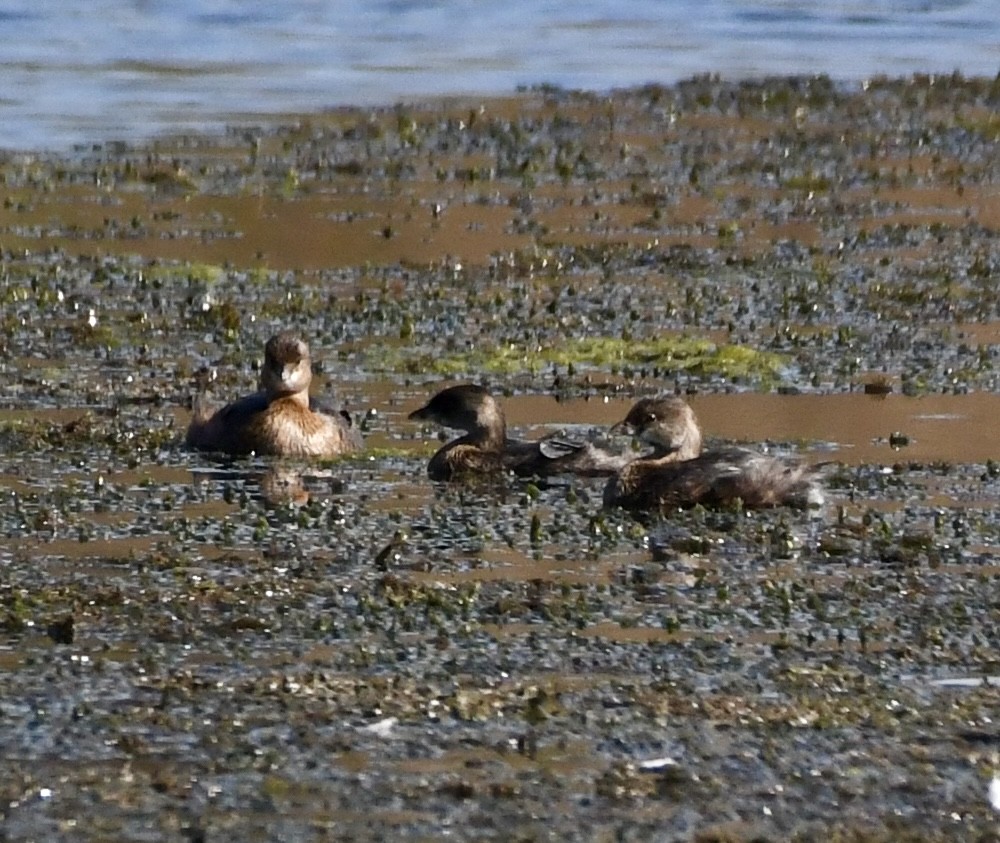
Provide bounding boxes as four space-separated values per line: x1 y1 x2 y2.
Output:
1 76 998 841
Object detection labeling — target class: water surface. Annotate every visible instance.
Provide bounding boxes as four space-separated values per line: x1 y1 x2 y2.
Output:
2 0 998 149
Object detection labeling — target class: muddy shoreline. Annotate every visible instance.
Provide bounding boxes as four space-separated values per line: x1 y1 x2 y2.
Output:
1 76 999 841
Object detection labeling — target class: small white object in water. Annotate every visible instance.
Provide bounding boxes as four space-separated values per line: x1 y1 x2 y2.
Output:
360 716 397 738
928 676 1000 689
638 757 677 772
989 776 1000 812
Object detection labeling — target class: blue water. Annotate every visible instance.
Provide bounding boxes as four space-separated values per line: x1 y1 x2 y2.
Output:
1 0 997 151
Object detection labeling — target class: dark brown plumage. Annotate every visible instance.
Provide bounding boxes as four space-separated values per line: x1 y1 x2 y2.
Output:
186 333 362 458
408 384 631 481
604 397 822 513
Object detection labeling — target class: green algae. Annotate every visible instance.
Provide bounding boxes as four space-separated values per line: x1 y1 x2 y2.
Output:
143 261 226 285
781 173 833 193
375 335 787 384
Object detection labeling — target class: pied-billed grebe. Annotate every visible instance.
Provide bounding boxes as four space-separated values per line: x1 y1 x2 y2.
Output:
408 384 631 481
186 332 362 458
604 396 822 512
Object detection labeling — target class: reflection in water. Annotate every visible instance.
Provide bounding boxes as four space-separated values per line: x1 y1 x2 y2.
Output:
189 462 346 508
259 465 311 507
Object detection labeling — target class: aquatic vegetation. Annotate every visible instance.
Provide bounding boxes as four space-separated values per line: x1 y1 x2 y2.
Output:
0 77 999 840
375 334 787 384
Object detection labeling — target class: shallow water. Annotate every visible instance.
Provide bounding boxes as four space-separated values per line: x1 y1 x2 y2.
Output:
2 0 1000 150
489 391 1000 465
